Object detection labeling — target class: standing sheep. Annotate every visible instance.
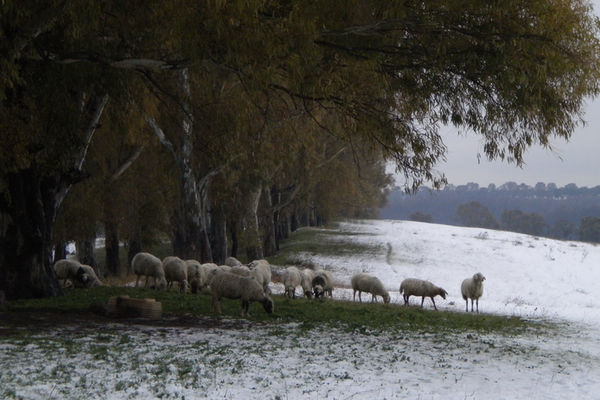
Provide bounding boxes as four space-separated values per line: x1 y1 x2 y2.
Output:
132 252 167 291
54 259 90 288
163 256 189 293
224 257 242 267
210 271 274 317
351 273 390 304
312 269 334 299
185 260 203 294
282 266 302 299
399 278 448 310
230 265 251 277
461 272 486 313
249 260 272 296
300 268 314 299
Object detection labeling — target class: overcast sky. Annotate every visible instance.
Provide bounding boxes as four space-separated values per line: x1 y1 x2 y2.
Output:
394 2 600 189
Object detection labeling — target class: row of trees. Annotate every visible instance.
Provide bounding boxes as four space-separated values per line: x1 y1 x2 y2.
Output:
446 201 600 242
2 0 600 299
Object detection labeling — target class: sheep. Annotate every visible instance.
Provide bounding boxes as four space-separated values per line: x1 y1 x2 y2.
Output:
54 259 90 288
399 278 448 310
218 264 232 273
185 260 204 294
132 252 167 291
249 260 272 296
351 273 390 304
224 257 242 267
461 272 486 313
300 268 314 299
163 256 189 293
282 266 302 299
209 270 274 317
201 263 220 287
78 264 103 288
230 265 251 277
312 269 334 299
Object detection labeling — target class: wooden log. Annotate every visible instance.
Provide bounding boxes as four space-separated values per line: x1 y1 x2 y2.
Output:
106 295 162 320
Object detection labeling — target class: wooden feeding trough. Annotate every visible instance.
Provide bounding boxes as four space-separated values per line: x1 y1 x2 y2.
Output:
106 295 162 320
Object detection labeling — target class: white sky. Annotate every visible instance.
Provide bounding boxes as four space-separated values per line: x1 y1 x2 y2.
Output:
396 2 600 189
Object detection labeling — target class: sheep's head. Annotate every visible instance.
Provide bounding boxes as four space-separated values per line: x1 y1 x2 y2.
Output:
473 273 486 283
304 290 314 299
383 294 391 304
180 280 189 294
439 288 448 299
157 278 167 291
313 285 324 299
262 297 274 314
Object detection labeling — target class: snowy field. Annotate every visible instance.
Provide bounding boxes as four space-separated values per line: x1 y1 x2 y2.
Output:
1 219 600 399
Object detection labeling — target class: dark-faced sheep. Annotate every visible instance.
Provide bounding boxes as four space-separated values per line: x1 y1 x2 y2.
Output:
54 259 90 288
312 269 334 299
399 278 447 310
461 272 485 313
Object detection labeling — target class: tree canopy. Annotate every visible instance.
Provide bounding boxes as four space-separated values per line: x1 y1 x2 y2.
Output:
1 0 600 298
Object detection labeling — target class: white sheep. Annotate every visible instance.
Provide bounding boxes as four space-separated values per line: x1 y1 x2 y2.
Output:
218 264 232 273
78 264 103 288
209 270 274 317
132 252 167 291
201 263 220 287
249 260 272 296
461 272 486 313
54 259 90 288
282 266 302 299
185 260 203 294
300 268 314 299
224 257 242 267
399 278 448 310
230 265 251 277
351 273 390 304
312 269 334 299
162 256 189 293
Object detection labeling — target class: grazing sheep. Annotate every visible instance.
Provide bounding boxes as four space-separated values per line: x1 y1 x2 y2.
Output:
210 270 274 317
162 256 189 293
224 257 242 267
78 264 103 288
132 252 167 291
399 278 448 310
282 266 302 299
351 273 390 304
201 263 220 287
312 269 334 299
300 268 314 299
230 265 251 277
218 264 232 273
461 272 486 313
185 260 203 294
248 259 270 269
249 260 272 296
54 259 90 288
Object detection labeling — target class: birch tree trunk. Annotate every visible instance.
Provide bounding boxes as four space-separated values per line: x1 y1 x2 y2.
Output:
243 187 263 261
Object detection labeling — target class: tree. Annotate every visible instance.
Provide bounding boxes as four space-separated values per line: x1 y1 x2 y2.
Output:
455 202 499 229
501 210 546 236
410 212 433 223
2 0 600 299
579 216 600 243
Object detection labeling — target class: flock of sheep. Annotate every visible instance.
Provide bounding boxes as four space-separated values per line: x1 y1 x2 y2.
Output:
54 253 486 316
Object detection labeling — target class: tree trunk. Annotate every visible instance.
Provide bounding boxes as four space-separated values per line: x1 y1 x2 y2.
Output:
243 187 263 261
210 203 228 265
127 239 142 274
0 166 63 299
229 219 239 259
77 234 99 276
262 186 278 257
105 218 121 277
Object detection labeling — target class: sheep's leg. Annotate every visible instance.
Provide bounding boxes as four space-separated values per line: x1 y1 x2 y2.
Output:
465 300 469 312
475 299 479 313
403 295 409 306
211 296 222 314
143 276 150 288
420 296 425 308
135 275 141 288
431 297 438 311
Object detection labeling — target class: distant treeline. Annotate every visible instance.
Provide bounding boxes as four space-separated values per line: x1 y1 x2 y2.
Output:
381 182 600 241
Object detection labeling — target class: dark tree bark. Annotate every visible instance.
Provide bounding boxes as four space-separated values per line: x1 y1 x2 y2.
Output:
104 218 121 277
77 235 99 276
126 239 143 274
210 203 228 265
0 166 64 300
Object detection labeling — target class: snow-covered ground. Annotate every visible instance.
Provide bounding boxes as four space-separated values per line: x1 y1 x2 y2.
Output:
2 220 600 399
